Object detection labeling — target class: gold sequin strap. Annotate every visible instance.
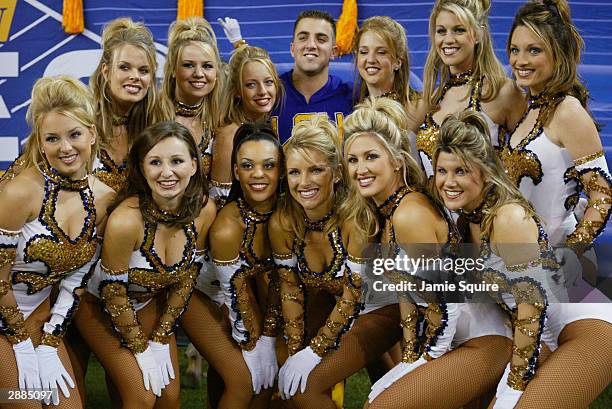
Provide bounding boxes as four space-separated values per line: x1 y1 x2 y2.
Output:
507 281 547 391
0 230 28 345
262 268 283 337
140 196 182 225
93 149 127 193
377 186 412 220
0 305 29 344
278 261 305 355
0 227 19 270
99 269 147 354
151 262 199 344
0 154 26 190
566 153 612 253
422 303 448 361
309 264 363 357
399 306 421 363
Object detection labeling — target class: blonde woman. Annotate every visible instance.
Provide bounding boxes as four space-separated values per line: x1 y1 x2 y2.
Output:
0 76 114 408
417 0 525 177
160 17 223 184
343 98 510 409
354 16 424 166
212 46 283 208
90 18 161 192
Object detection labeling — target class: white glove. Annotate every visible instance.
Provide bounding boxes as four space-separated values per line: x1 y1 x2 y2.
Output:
148 341 175 387
12 338 41 392
134 347 164 397
493 364 523 409
425 303 460 358
36 345 75 405
368 357 427 403
278 346 321 399
217 17 243 44
257 336 278 390
242 345 264 394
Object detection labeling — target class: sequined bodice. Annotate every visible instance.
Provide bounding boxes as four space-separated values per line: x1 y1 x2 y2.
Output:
199 128 213 182
13 176 97 295
125 221 197 303
93 149 127 192
294 227 347 296
416 76 500 177
499 98 578 245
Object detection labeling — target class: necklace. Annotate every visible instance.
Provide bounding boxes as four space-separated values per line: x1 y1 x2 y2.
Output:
304 210 333 232
111 113 129 127
175 100 203 117
141 196 181 224
40 159 88 191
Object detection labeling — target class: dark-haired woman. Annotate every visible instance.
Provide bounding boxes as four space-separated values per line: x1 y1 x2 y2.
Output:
500 0 611 295
75 121 216 409
183 123 282 409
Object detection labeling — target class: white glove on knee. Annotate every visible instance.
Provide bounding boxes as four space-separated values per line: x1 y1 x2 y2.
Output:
134 347 164 397
278 346 321 399
257 336 278 390
368 357 428 403
493 364 523 409
217 17 243 44
13 338 41 392
36 345 75 405
148 341 175 387
242 345 264 394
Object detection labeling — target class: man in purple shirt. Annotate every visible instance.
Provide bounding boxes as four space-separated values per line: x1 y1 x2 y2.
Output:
219 10 354 143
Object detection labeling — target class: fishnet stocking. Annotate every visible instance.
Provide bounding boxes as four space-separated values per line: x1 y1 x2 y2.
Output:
74 293 180 409
0 298 83 409
368 335 512 409
181 290 269 409
289 304 401 409
513 319 612 409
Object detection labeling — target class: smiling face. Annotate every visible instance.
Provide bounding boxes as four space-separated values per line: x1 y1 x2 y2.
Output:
346 133 400 205
40 111 95 179
103 44 152 114
142 136 197 207
290 17 337 77
509 25 554 94
240 61 277 121
175 42 217 106
234 139 280 206
434 151 485 212
434 10 476 74
357 30 398 96
286 148 336 218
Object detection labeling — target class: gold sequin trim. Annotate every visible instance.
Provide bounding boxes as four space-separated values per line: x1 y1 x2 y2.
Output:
0 247 16 270
0 280 9 297
347 254 369 264
574 151 604 167
400 308 420 363
0 305 29 344
101 264 128 276
41 332 61 348
94 149 127 193
210 179 232 188
273 252 294 260
213 256 240 266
